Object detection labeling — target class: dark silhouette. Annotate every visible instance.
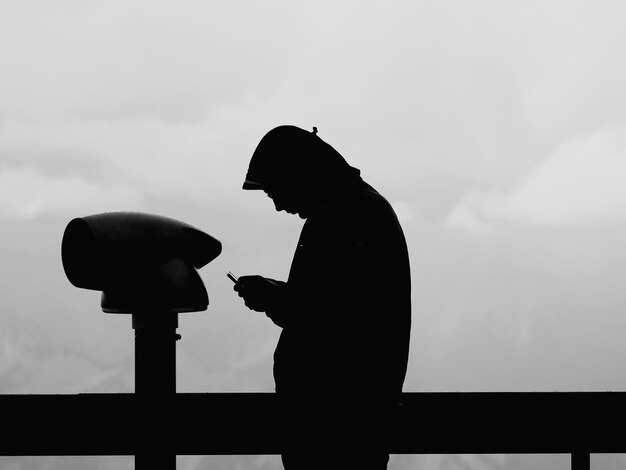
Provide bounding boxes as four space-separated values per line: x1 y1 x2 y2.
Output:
62 212 223 469
234 125 411 470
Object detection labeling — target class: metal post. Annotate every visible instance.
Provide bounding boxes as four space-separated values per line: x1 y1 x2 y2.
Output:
133 313 179 470
571 452 590 470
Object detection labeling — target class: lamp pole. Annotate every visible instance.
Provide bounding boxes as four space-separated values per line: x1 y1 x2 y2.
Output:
133 313 179 470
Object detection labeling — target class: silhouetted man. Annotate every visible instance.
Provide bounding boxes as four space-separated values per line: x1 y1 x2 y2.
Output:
234 125 411 470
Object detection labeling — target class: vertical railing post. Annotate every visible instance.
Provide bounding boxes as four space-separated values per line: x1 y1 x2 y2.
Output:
133 313 179 470
571 452 590 470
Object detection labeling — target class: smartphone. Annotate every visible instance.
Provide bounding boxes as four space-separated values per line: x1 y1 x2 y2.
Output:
227 271 238 283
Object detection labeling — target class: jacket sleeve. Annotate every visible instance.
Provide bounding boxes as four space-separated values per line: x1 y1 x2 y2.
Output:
261 278 290 327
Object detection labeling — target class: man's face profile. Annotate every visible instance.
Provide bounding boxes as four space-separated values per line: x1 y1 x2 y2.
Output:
264 180 314 219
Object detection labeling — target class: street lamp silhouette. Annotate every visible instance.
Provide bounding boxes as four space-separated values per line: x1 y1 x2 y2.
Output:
61 212 222 468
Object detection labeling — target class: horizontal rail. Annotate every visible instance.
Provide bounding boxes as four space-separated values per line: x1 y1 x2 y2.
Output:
0 392 622 457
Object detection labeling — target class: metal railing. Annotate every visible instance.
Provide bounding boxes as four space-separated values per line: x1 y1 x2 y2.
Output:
2 390 619 469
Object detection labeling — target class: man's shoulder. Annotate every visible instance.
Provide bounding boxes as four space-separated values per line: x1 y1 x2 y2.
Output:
322 182 399 237
353 181 398 222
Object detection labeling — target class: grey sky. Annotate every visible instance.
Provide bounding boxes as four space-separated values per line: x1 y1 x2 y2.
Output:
2 0 626 402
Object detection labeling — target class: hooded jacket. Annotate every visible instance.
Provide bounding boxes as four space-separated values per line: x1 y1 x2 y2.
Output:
267 174 411 407
245 125 411 407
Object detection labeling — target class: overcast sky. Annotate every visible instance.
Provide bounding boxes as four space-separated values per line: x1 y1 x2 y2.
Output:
2 0 626 399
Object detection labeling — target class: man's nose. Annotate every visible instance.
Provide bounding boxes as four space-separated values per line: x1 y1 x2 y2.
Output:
273 200 284 212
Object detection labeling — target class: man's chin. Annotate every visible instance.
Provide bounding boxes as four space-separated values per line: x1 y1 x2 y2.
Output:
285 209 308 219
289 209 307 219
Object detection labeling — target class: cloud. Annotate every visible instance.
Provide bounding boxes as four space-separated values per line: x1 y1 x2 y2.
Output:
0 116 259 209
0 0 303 123
0 167 143 219
448 125 626 229
4 0 626 209
519 0 626 136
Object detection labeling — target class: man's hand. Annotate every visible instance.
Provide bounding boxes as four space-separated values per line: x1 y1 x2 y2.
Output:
234 275 282 313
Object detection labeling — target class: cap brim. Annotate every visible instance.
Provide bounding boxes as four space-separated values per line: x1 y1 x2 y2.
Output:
242 179 264 190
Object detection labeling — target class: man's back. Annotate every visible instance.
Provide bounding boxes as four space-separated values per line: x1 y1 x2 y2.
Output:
273 178 411 403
